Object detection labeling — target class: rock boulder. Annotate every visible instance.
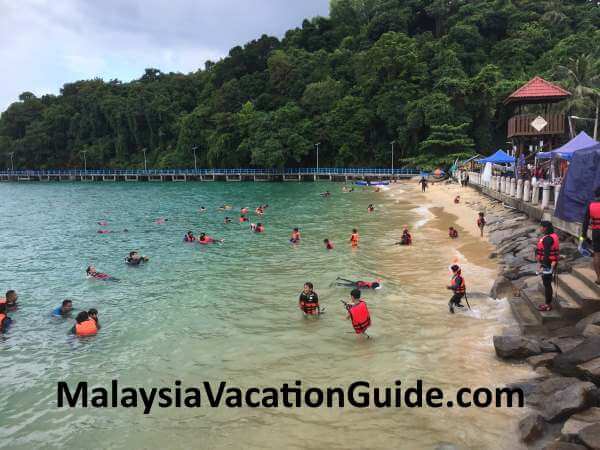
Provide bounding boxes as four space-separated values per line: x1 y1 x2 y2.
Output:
493 335 542 359
527 377 597 422
552 337 600 376
519 413 545 443
561 408 600 440
579 423 600 450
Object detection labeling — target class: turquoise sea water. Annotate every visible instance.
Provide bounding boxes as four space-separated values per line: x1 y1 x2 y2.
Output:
0 182 530 450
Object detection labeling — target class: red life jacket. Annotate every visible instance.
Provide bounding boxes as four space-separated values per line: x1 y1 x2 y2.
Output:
451 274 466 294
326 242 334 250
449 229 458 238
536 233 560 263
402 232 412 245
356 281 372 289
590 202 600 230
477 218 486 227
349 301 371 334
240 217 248 223
76 319 98 336
256 226 265 233
350 233 359 246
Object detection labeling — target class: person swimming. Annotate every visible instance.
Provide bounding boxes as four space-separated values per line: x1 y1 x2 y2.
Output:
367 204 375 213
255 206 265 216
125 251 149 265
86 266 117 281
396 226 412 246
241 207 249 215
52 299 73 317
299 282 320 316
3 290 18 310
240 215 249 223
324 238 334 250
0 302 12 333
69 311 98 336
350 229 359 247
336 277 382 290
224 217 232 224
290 228 301 244
198 233 224 244
184 231 196 242
199 207 207 213
449 227 459 239
319 191 331 197
155 217 167 224
251 223 265 233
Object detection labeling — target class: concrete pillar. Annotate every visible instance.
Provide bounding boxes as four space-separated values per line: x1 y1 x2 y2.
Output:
499 177 504 193
523 180 531 202
554 184 561 208
541 183 551 209
516 179 523 200
532 184 540 205
510 178 516 197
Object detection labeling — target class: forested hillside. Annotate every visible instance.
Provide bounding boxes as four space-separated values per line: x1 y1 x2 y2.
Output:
1 0 599 169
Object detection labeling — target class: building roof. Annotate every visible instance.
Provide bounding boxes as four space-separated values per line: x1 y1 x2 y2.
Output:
504 76 571 105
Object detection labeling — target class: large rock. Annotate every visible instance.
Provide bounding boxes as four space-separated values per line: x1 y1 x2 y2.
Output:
579 423 600 450
493 335 542 359
584 325 600 337
505 263 538 280
549 337 586 354
490 276 513 299
527 353 558 369
527 377 597 422
577 358 600 383
576 312 600 333
519 413 545 443
543 443 589 450
553 337 600 376
562 408 600 440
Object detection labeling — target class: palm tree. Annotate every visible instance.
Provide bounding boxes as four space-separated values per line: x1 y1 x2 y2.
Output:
555 54 600 139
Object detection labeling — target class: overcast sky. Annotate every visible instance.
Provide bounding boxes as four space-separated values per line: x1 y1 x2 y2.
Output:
0 0 330 111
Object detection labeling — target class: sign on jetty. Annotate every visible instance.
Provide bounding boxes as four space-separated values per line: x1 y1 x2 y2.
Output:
0 168 420 183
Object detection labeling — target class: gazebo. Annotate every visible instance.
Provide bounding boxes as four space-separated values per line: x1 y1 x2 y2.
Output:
504 76 571 156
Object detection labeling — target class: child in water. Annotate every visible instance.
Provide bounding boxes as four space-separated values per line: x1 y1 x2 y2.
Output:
324 239 334 250
86 266 116 281
449 227 459 239
367 204 375 213
299 282 320 316
477 212 486 238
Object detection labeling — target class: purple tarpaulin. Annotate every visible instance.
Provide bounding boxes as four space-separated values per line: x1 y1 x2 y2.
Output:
555 144 600 223
538 131 599 161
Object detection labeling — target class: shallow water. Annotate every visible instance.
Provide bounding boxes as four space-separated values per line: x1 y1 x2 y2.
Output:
0 182 531 450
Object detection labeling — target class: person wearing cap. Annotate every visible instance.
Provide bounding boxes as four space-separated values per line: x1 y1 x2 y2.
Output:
581 187 600 285
536 221 560 311
447 265 466 314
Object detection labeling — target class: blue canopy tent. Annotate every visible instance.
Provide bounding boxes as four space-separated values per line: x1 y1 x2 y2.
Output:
477 150 515 164
555 144 600 223
537 131 598 161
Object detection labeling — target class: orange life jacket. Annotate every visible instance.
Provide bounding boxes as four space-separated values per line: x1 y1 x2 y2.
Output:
349 301 371 334
291 232 300 241
451 274 466 294
0 313 6 328
536 233 560 263
299 294 319 315
76 319 98 336
590 202 600 230
350 233 359 246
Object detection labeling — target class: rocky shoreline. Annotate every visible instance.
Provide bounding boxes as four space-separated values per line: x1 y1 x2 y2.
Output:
460 186 600 450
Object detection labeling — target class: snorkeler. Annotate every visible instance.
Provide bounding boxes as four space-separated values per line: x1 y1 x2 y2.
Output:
125 251 149 265
299 282 320 316
198 233 224 244
290 228 301 244
336 277 382 290
52 299 73 317
86 266 117 281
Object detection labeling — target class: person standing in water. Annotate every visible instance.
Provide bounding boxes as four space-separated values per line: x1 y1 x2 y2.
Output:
419 177 428 192
448 227 459 239
290 228 301 244
350 229 359 247
447 265 466 314
536 221 560 312
477 212 486 238
4 290 18 310
344 289 371 337
581 187 600 285
396 226 412 246
299 282 320 316
324 239 334 250
52 299 73 318
367 204 375 213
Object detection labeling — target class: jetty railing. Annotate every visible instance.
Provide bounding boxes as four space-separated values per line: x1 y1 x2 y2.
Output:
466 171 585 239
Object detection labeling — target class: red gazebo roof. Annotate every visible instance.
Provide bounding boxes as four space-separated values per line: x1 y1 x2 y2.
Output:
504 76 571 105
